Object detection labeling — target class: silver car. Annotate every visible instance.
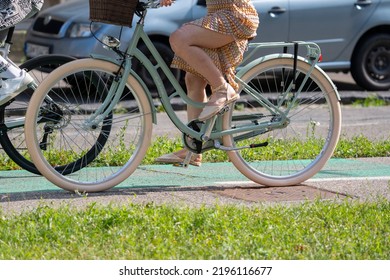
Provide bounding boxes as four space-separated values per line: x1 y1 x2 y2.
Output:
24 0 390 91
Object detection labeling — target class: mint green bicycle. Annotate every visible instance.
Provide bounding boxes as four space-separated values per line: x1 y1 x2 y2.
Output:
24 0 341 192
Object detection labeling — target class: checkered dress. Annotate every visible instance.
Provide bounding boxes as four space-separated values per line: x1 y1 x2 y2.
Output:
171 0 259 91
1 0 44 30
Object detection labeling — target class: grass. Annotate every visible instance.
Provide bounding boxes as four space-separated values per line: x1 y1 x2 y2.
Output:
144 134 390 164
334 135 390 158
352 94 390 107
0 199 389 259
1 134 388 170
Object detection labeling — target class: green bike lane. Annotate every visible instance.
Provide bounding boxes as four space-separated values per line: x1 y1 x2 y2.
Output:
1 158 389 201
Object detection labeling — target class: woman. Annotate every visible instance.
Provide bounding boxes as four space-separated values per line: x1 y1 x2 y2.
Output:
0 0 44 104
156 0 259 166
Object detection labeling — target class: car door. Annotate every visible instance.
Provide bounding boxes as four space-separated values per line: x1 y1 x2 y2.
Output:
192 0 207 19
288 0 381 63
244 0 289 60
253 0 289 42
194 0 290 42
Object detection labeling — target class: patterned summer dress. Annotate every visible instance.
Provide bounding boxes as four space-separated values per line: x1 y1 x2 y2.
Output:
171 0 259 91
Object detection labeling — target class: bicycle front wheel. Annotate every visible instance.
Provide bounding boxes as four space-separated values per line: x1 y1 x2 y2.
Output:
25 58 153 192
223 57 341 186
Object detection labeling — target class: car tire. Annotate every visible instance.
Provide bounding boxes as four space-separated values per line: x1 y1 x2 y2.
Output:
351 33 390 91
132 41 184 95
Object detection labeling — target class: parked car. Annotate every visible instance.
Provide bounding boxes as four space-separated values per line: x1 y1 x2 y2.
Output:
24 0 390 91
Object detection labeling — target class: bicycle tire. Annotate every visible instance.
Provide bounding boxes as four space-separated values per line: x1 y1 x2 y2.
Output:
0 55 75 174
25 58 153 192
222 56 341 186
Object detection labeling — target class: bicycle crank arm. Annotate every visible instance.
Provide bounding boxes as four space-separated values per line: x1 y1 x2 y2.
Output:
201 106 231 142
214 140 268 151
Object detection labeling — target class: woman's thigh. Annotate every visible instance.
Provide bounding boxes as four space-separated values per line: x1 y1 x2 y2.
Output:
171 24 234 49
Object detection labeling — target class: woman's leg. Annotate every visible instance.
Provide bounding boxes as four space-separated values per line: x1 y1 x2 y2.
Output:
155 72 205 166
156 24 239 164
170 24 234 89
185 72 208 121
170 24 239 120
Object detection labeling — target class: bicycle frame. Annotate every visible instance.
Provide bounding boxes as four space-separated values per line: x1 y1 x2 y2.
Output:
90 6 325 149
21 0 342 191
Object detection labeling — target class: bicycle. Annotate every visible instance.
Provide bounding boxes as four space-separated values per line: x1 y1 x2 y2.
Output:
0 26 106 175
24 0 341 192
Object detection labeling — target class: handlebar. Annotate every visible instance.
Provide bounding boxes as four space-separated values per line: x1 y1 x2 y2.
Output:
135 0 176 21
138 0 162 10
138 0 176 10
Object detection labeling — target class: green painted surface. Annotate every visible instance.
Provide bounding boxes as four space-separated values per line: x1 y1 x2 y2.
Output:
0 158 389 194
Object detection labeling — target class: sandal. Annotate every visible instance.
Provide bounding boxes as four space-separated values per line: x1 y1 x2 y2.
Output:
198 82 239 121
155 149 202 167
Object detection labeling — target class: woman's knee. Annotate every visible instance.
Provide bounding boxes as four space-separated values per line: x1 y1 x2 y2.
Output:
170 26 191 55
170 33 182 55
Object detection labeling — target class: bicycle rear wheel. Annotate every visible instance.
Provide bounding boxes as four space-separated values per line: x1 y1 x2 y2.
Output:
0 55 75 174
223 56 341 186
25 58 153 192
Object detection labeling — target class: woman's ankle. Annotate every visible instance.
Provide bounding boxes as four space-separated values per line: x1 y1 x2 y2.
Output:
211 82 227 93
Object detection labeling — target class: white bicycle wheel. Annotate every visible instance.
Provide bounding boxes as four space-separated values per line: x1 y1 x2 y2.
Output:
223 56 341 186
25 59 153 192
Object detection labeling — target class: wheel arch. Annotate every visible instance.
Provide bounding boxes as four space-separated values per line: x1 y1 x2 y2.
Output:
351 25 390 62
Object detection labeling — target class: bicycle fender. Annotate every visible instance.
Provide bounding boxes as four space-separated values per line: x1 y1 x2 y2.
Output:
236 54 341 101
90 54 157 124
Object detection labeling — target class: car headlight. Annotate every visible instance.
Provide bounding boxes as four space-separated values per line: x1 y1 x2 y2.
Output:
67 22 102 38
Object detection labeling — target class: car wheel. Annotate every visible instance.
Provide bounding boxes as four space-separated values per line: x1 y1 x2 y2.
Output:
351 33 390 91
132 41 184 96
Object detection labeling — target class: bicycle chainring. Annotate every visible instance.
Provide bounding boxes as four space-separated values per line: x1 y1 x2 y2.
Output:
183 120 215 153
